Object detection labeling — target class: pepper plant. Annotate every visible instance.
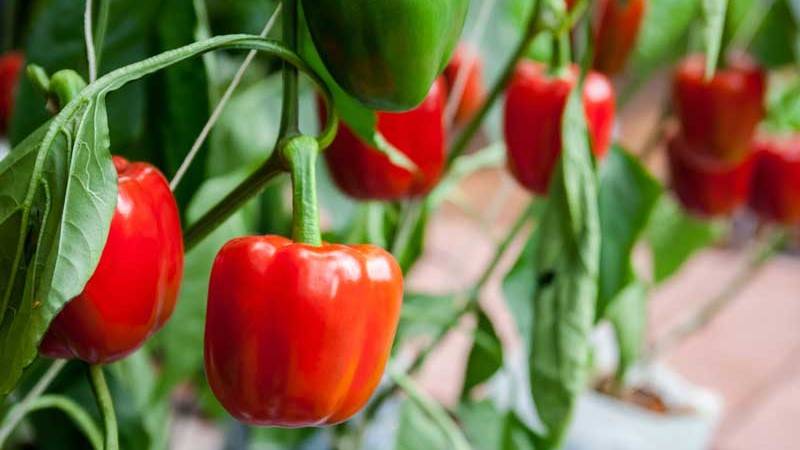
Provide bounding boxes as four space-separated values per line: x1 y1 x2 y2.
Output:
0 0 798 449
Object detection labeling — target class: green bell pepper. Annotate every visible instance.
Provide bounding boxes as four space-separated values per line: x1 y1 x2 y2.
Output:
301 0 469 111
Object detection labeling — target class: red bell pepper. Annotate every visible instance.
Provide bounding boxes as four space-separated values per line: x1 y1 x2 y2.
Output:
673 53 766 163
443 44 486 126
750 136 800 224
204 235 402 426
504 61 615 194
321 78 446 200
0 52 24 135
667 133 754 217
40 156 184 364
592 0 646 75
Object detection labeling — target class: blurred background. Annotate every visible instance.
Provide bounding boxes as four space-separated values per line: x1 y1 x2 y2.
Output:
1 0 799 449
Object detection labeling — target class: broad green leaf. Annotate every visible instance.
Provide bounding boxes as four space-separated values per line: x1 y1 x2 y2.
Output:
458 400 507 450
702 0 729 78
395 292 459 350
501 412 542 450
606 280 648 382
395 399 450 450
645 195 723 283
597 146 661 319
146 0 211 210
0 93 117 394
529 81 600 447
462 309 504 396
763 71 800 133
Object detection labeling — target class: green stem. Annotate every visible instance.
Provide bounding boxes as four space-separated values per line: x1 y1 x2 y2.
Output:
183 157 284 251
283 136 322 245
445 0 543 168
88 365 118 450
0 359 67 446
94 0 111 75
20 395 103 450
279 0 300 137
550 31 572 75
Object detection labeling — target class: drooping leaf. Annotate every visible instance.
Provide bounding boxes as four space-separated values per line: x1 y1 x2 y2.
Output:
645 195 723 284
702 0 729 78
528 79 600 448
606 280 648 382
462 309 504 396
597 145 661 319
0 94 117 394
502 229 539 348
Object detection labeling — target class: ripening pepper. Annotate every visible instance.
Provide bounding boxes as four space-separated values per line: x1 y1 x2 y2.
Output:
673 53 766 163
204 235 403 426
0 52 24 135
592 0 646 75
750 136 800 224
320 78 446 200
40 157 184 364
504 61 615 194
667 133 754 217
443 44 486 126
301 0 469 111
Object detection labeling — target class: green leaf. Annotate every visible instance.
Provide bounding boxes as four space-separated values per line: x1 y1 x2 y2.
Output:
458 400 507 450
606 280 648 382
501 229 538 348
395 399 450 450
645 195 723 283
597 146 661 319
529 81 600 447
702 0 729 78
146 0 211 210
395 292 459 350
462 310 504 396
501 412 542 450
0 94 117 394
763 72 800 133
750 0 800 68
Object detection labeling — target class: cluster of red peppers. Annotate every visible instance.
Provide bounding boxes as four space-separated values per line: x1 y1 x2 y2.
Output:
669 53 800 224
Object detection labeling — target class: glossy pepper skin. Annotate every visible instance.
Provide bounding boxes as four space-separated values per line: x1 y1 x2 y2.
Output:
321 78 446 201
204 235 403 426
443 44 486 126
0 52 24 135
667 133 754 217
592 0 646 75
750 137 800 224
301 0 468 111
673 53 766 163
503 61 615 194
40 157 184 364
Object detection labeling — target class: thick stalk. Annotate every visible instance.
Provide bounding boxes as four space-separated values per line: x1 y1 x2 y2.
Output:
445 0 543 168
88 365 118 450
283 136 322 246
183 157 284 250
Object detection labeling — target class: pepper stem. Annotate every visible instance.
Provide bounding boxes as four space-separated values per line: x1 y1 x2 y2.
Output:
88 365 118 450
282 136 322 246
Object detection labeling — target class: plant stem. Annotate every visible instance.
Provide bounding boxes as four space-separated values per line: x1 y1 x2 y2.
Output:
366 200 538 418
93 0 110 75
0 359 67 446
88 365 118 450
283 136 322 245
4 395 103 450
183 157 284 251
445 0 543 168
278 0 300 138
645 230 787 362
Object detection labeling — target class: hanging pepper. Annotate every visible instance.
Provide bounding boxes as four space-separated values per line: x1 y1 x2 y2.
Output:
321 78 446 200
592 0 646 75
504 61 616 194
673 53 766 163
40 157 184 364
750 136 800 224
301 0 469 111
